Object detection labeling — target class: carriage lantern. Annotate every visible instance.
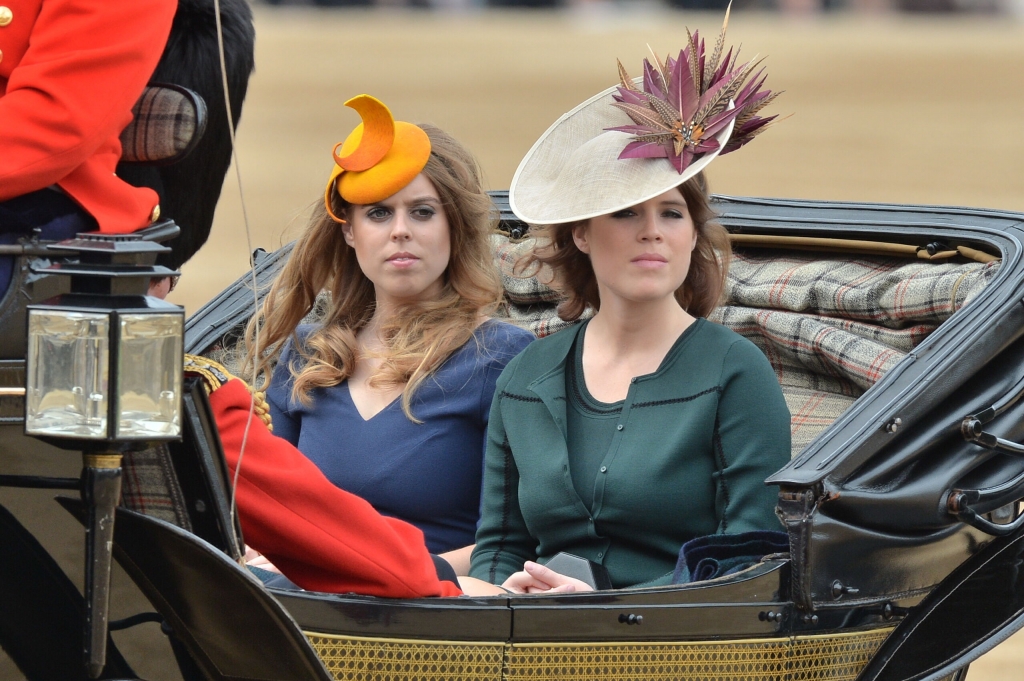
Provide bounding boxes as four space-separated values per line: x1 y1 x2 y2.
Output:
25 236 183 442
23 229 182 678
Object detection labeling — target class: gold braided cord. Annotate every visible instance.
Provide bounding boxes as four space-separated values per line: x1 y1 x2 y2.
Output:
303 628 894 681
184 353 273 431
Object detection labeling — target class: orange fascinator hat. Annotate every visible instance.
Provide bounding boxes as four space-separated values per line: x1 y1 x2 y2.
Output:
324 95 432 223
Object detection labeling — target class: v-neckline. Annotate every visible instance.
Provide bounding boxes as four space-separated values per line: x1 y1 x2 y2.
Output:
345 382 401 422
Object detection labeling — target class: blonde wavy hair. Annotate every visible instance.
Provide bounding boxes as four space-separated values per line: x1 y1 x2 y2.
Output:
243 124 503 420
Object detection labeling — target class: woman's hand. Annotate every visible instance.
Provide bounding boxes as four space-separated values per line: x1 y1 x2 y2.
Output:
501 561 594 594
244 545 282 574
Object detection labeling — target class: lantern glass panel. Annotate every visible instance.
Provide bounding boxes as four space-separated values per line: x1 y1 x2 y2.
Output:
25 310 110 438
115 313 183 439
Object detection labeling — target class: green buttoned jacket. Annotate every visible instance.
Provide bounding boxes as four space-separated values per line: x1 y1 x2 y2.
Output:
469 319 792 589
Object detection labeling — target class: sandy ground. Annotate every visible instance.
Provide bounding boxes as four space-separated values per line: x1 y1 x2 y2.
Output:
168 6 1024 677
173 7 1024 316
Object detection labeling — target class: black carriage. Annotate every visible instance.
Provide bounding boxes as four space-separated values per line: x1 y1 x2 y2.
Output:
5 185 1024 681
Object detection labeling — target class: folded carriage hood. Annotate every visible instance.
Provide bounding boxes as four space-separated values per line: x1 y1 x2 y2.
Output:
713 196 1024 612
715 197 1024 490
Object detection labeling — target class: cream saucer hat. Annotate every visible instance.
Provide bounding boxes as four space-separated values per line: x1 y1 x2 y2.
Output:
509 7 779 226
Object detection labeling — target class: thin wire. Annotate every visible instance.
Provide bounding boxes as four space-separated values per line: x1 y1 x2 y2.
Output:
212 0 258 560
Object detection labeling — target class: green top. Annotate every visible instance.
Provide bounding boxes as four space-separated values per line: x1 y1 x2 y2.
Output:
565 324 625 510
470 318 792 589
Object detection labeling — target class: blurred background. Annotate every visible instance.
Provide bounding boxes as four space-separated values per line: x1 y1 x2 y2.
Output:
174 3 1024 316
169 2 1023 675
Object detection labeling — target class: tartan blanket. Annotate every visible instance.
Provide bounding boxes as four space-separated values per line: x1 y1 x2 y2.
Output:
723 250 998 329
120 445 193 529
492 234 1000 455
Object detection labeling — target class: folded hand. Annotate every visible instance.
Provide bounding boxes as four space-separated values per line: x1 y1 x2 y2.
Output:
501 561 594 594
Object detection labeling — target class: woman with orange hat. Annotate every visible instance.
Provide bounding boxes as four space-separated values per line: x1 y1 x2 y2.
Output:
471 16 792 592
243 96 533 572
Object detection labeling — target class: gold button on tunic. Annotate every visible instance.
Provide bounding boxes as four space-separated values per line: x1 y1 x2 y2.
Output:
150 204 161 222
0 7 12 27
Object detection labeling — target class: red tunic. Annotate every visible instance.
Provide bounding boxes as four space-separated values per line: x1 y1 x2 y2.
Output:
208 379 463 598
0 0 177 233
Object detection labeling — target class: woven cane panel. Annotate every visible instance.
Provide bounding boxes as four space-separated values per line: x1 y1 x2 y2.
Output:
505 629 893 681
305 633 505 681
788 629 893 681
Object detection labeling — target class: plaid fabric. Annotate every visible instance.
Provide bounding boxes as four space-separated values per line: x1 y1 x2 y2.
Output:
724 250 999 329
784 387 858 455
119 85 201 164
492 235 562 305
120 445 193 530
710 306 922 396
499 302 589 338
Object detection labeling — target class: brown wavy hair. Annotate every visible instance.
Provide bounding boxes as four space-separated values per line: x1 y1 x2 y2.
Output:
524 171 729 321
242 124 503 420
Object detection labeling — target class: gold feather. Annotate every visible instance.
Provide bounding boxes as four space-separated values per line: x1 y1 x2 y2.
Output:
685 28 702 95
732 91 783 131
705 1 731 87
693 88 731 128
611 102 673 131
647 44 670 89
644 93 684 128
647 44 671 93
716 56 762 104
634 133 673 144
617 59 637 91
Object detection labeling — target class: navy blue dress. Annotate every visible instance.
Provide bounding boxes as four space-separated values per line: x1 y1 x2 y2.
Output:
266 320 534 553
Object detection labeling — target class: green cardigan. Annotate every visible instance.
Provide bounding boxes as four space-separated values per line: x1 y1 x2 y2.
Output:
469 318 791 589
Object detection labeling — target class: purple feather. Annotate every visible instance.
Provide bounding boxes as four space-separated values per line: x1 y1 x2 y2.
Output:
694 74 732 117
607 124 662 136
620 140 671 160
671 49 699 122
702 107 741 136
693 137 720 154
712 47 734 84
671 147 695 174
643 60 665 99
615 87 647 106
734 70 769 107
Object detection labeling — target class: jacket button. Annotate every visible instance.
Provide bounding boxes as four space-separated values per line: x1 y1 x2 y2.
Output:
150 204 161 222
600 466 607 473
0 7 11 27
0 49 3 65
616 424 623 431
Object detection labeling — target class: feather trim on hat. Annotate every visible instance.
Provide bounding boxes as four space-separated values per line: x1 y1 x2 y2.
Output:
607 3 780 174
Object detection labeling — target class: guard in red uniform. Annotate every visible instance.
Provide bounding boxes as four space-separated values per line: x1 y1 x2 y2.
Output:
0 0 177 294
0 0 177 231
185 356 464 598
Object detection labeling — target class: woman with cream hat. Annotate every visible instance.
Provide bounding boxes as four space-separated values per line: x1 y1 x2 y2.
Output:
243 96 532 572
471 16 792 592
